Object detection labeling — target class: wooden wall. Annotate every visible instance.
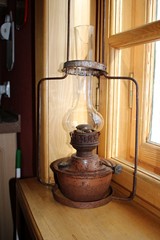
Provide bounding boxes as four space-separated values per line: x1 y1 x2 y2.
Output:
35 0 97 183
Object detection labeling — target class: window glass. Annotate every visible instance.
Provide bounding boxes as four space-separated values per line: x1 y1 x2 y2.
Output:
110 0 157 35
156 0 160 19
149 2 160 144
149 46 160 144
111 45 144 163
109 41 160 175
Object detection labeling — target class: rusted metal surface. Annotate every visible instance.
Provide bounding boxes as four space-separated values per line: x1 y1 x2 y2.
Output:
63 60 107 76
51 160 112 203
52 184 113 208
70 128 100 153
51 160 112 202
50 125 113 203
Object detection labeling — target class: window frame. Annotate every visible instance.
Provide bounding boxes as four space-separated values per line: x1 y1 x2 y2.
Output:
101 0 160 177
99 0 160 215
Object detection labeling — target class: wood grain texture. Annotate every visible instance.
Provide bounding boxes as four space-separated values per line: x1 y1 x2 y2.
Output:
108 20 160 49
35 0 50 183
35 0 97 184
0 133 17 240
17 178 160 240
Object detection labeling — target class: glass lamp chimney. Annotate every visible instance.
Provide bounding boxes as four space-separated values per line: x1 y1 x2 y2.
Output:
63 25 104 133
63 73 104 132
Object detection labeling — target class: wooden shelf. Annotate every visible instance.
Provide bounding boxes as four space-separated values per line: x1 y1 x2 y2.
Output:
0 115 21 133
16 178 160 240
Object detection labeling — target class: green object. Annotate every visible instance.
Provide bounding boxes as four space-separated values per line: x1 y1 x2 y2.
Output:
16 149 21 168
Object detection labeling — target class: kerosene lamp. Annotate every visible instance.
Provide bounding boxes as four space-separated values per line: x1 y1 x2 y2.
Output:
50 25 123 208
37 0 139 208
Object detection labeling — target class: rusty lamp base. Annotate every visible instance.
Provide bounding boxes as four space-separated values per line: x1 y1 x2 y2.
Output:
50 125 118 208
52 184 113 209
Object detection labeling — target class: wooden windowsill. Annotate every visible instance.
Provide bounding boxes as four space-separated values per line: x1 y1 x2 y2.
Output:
16 178 160 240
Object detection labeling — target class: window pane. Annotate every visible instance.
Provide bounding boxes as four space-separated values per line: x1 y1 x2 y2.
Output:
110 0 157 35
157 0 160 19
149 41 160 144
